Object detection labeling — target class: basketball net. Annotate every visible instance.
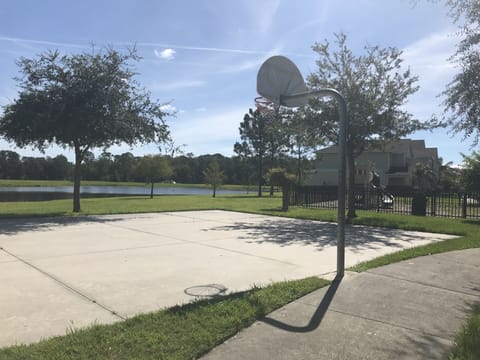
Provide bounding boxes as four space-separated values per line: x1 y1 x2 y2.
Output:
254 96 277 115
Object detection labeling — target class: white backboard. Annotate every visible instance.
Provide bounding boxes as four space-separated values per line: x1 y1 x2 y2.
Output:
257 55 308 107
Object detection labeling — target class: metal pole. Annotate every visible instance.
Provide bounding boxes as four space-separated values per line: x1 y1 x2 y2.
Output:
336 94 347 278
281 89 347 278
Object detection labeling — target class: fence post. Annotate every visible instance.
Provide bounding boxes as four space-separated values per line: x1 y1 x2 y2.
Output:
462 193 467 218
431 193 436 216
376 191 380 212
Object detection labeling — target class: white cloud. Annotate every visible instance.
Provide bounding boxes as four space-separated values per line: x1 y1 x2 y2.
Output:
159 103 177 113
402 29 458 89
139 42 279 55
400 29 459 120
398 29 473 164
154 48 176 60
148 79 206 91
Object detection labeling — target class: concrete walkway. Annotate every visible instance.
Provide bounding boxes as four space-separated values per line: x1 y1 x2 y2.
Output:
0 210 457 347
202 249 480 360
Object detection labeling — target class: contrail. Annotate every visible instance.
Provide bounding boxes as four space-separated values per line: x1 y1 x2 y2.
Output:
0 36 312 57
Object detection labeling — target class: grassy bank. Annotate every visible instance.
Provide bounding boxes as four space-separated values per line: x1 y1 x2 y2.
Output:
0 277 329 359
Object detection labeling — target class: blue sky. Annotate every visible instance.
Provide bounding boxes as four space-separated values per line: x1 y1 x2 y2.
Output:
0 0 472 165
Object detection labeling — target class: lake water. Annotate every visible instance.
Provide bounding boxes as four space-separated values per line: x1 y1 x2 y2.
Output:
0 186 246 202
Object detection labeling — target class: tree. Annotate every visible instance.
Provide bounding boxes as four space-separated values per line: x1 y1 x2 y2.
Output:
441 0 480 144
234 106 290 196
91 152 115 181
0 47 170 212
22 157 48 179
136 155 173 198
113 152 137 182
203 161 224 198
234 109 268 197
264 108 290 195
460 151 480 192
412 162 438 193
0 151 24 179
437 159 461 192
307 33 432 218
285 108 325 183
266 167 296 211
47 155 72 180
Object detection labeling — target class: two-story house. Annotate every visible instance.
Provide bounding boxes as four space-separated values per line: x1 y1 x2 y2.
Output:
303 139 439 189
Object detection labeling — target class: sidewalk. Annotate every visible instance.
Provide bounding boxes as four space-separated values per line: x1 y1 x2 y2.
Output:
202 249 480 360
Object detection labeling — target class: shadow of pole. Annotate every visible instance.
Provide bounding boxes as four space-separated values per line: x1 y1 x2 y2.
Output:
260 274 343 333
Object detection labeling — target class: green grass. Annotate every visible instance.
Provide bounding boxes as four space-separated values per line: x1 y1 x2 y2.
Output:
0 194 278 218
450 303 480 360
0 277 329 360
346 212 478 272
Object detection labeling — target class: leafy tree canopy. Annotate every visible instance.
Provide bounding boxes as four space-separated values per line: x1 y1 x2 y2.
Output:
307 33 430 155
136 155 173 198
203 160 224 197
0 47 171 211
441 0 480 144
306 33 435 217
460 151 480 192
1 47 170 151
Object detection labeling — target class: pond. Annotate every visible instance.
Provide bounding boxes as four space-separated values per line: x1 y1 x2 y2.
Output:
0 186 246 202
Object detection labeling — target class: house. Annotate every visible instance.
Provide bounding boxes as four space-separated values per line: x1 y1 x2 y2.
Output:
303 139 439 189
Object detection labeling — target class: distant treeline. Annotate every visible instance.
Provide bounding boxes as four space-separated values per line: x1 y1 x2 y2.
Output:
0 150 308 185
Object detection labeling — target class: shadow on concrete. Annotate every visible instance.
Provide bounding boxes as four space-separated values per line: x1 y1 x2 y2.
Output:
374 326 453 359
0 215 124 236
260 275 342 333
210 219 430 252
373 285 479 359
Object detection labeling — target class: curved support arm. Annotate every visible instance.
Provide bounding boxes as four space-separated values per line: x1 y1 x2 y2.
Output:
281 89 347 277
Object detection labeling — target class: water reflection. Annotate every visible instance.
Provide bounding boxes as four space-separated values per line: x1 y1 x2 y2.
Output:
0 186 245 202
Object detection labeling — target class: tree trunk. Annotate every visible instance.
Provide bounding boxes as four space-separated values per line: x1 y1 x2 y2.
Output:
150 182 154 199
347 149 357 219
270 152 275 196
282 186 289 211
213 185 216 198
73 145 82 213
257 155 263 197
297 150 302 183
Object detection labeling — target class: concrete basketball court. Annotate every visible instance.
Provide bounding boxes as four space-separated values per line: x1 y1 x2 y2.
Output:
0 210 456 347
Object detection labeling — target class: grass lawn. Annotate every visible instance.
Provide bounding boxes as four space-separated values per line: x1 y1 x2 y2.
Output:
0 277 329 360
450 303 480 360
0 194 478 358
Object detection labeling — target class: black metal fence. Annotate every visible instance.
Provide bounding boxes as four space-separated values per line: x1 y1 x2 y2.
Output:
290 186 480 219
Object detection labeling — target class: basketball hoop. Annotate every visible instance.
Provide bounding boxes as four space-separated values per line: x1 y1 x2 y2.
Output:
254 96 276 114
